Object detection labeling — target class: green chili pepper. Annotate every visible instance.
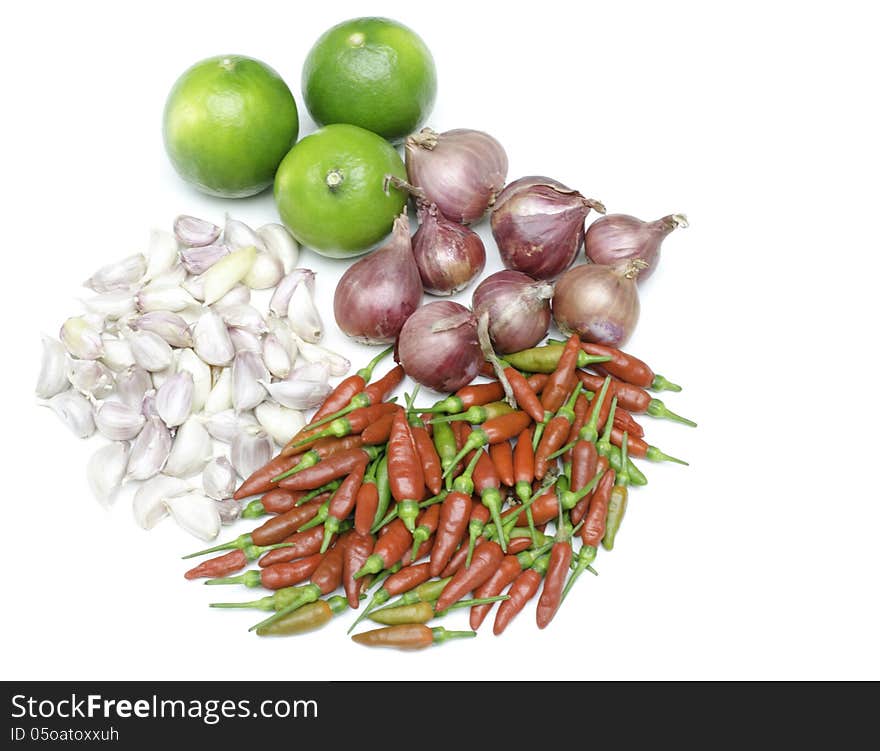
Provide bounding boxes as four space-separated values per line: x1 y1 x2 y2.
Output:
602 432 631 551
503 344 611 374
368 595 510 625
255 595 350 636
430 401 514 425
432 419 458 490
209 585 307 612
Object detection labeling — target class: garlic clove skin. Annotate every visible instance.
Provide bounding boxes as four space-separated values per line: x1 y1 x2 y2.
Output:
180 243 229 275
94 400 146 441
115 366 152 410
290 333 350 376
202 456 238 500
36 335 69 398
84 253 147 293
243 251 284 290
129 311 193 348
60 316 104 360
144 229 180 282
201 245 257 305
135 284 198 313
67 359 115 399
126 416 172 480
165 491 222 541
174 215 221 247
287 277 324 342
204 367 233 415
202 409 258 444
100 335 136 371
126 328 174 372
215 303 267 335
163 416 212 477
230 427 273 480
82 290 137 320
269 268 314 318
261 333 292 379
232 350 269 413
132 474 188 529
255 401 305 446
224 216 267 253
175 348 211 413
258 223 299 274
155 371 194 428
42 390 96 438
87 441 130 506
215 498 243 525
192 309 235 366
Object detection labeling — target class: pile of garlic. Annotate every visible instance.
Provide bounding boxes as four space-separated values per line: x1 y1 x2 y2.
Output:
35 215 350 541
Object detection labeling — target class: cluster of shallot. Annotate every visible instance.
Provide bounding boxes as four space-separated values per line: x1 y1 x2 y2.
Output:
36 215 350 541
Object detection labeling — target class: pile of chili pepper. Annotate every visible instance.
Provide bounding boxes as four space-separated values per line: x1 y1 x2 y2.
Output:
181 335 694 649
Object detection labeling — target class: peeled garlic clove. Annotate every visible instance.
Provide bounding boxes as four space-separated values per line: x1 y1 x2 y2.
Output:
232 350 269 413
174 215 221 247
243 251 283 290
115 366 152 409
229 327 262 353
202 245 257 305
258 223 299 274
231 427 273 479
269 268 314 317
267 314 299 362
60 316 104 360
192 309 235 366
203 409 258 443
95 400 146 441
67 359 115 399
87 441 129 505
255 401 305 446
100 334 136 371
141 391 159 419
165 491 222 541
82 290 137 320
42 390 96 438
175 348 211 412
260 362 331 409
130 311 193 348
204 367 233 414
261 333 291 378
135 284 197 313
126 328 173 372
126 416 172 480
291 333 350 376
163 416 212 477
84 253 146 293
224 216 267 253
215 498 242 525
213 283 250 307
132 474 188 529
36 335 69 398
202 456 237 500
287 278 323 342
182 272 206 302
180 243 229 275
144 263 187 290
216 302 267 334
144 229 179 281
150 363 175 391
155 371 193 428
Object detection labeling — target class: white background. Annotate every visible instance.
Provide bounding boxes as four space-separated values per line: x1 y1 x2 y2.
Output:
2 0 878 681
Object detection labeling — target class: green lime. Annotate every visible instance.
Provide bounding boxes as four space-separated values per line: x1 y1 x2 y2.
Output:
302 17 437 141
274 124 407 258
163 55 299 198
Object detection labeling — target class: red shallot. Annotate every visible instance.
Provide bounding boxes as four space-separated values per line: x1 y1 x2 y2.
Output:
585 213 688 281
471 270 553 354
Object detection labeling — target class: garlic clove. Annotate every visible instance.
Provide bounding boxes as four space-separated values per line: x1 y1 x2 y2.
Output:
144 263 188 290
126 328 174 372
269 268 314 318
163 416 212 477
230 427 273 479
82 290 137 320
149 362 175 391
255 401 305 446
212 283 250 307
224 216 267 253
115 366 152 410
129 311 193 348
203 456 238 500
202 409 258 444
165 491 222 541
204 366 233 414
192 309 235 366
181 272 207 302
175 348 212 412
243 251 283 290
36 335 69 398
202 245 257 305
155 371 194 428
144 229 180 282
87 441 129 506
267 314 299 362
42 390 96 438
228 327 262 354
290 333 350 376
215 498 243 525
132 474 188 529
67 359 115 399
174 215 221 247
215 302 267 335
232 350 269 413
260 361 331 410
180 243 229 275
135 284 198 313
60 316 104 360
258 223 299 274
100 334 136 371
95 400 146 441
261 333 292 379
84 253 147 293
287 277 324 342
126 416 172 480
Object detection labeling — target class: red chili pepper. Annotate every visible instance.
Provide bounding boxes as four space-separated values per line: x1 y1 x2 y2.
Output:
342 530 375 608
614 408 645 439
260 553 324 590
401 536 434 567
361 410 397 445
470 547 546 630
527 373 549 394
362 363 406 404
184 541 292 580
513 427 535 504
234 452 301 499
410 424 443 496
451 421 467 476
580 467 615 547
489 441 515 487
440 541 469 578
310 540 346 595
310 378 365 425
563 393 590 463
384 562 433 597
321 458 369 552
388 409 427 533
354 472 380 537
541 334 581 414
513 487 559 526
279 448 375 491
609 428 688 464
355 518 413 578
536 539 572 629
435 540 505 612
535 384 582 479
569 442 599 525
578 342 682 392
493 555 549 635
257 525 329 567
249 498 325 547
500 366 545 423
442 411 532 481
507 536 534 555
352 624 475 649
429 491 472 577
287 402 400 455
407 504 441 559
